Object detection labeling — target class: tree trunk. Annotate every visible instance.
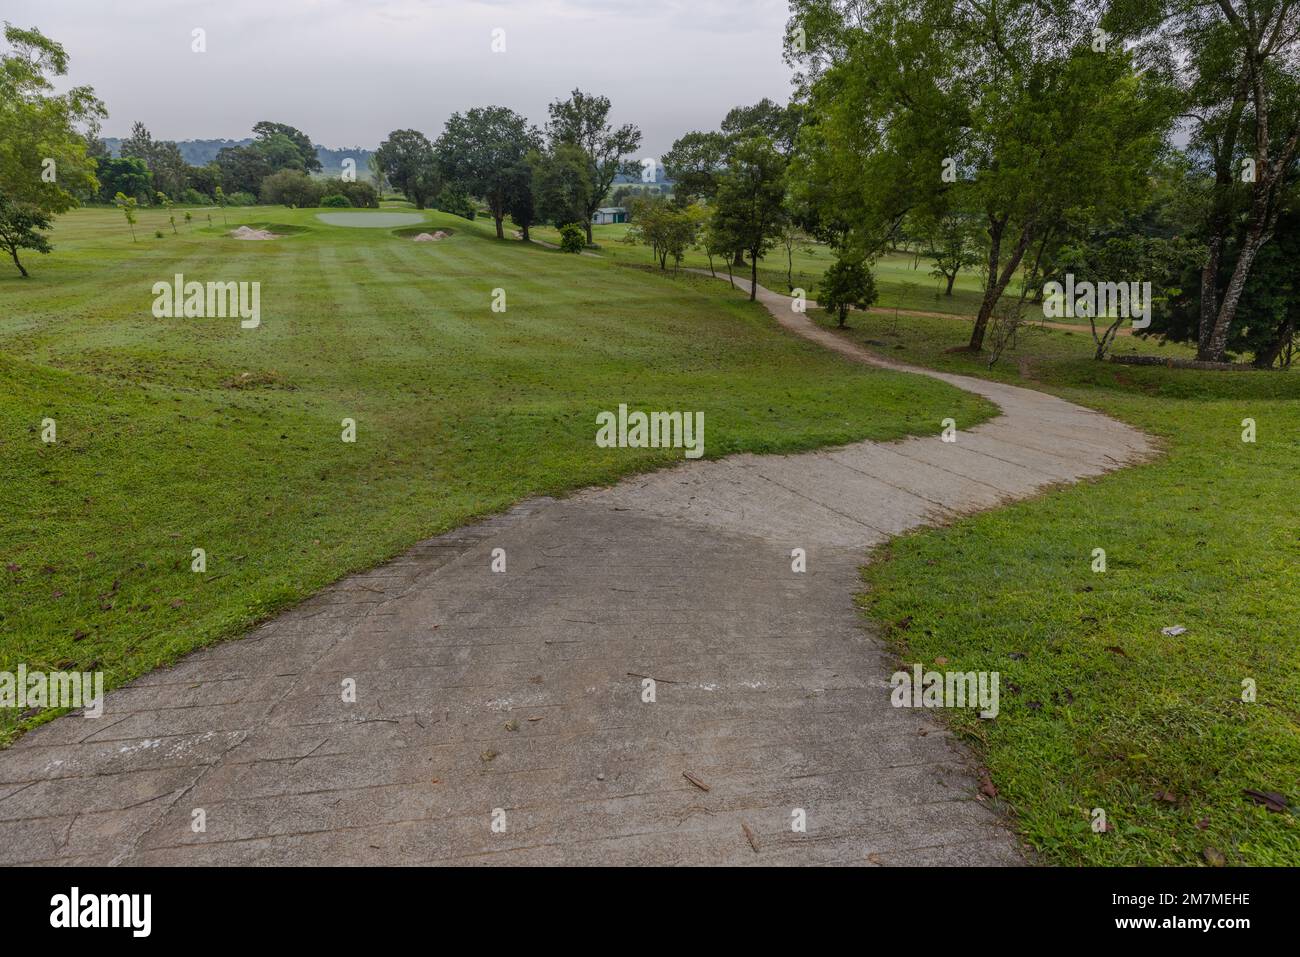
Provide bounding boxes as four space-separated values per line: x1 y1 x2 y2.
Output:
969 219 1033 352
585 220 593 245
521 224 530 242
733 248 745 267
494 215 504 240
944 272 956 295
1202 221 1268 361
749 254 758 301
10 247 29 277
1252 314 1293 369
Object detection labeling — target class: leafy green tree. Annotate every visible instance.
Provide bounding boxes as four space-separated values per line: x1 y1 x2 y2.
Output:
713 135 788 300
185 163 220 201
545 89 642 243
95 157 151 203
252 121 321 172
531 143 594 228
374 129 439 208
114 192 138 241
666 99 801 265
819 255 877 327
157 192 177 233
914 206 981 295
0 192 52 277
624 195 700 271
214 185 227 225
215 144 272 195
0 24 103 269
662 130 728 203
435 107 542 239
791 0 1176 350
1052 233 1203 360
1108 0 1300 361
503 158 537 241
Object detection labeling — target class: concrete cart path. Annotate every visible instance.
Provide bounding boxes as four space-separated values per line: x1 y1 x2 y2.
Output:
0 276 1156 866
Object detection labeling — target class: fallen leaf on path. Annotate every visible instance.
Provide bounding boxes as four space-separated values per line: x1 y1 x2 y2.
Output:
741 821 760 853
683 771 710 792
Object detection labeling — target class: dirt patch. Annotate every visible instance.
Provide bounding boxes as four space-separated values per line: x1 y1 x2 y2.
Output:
223 370 294 390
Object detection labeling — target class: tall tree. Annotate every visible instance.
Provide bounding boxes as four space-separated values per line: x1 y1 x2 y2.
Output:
0 25 103 276
713 135 789 300
503 157 537 241
531 143 594 229
545 89 641 243
790 0 1176 350
373 129 439 209
435 107 541 239
1109 0 1300 361
665 99 801 264
252 121 321 172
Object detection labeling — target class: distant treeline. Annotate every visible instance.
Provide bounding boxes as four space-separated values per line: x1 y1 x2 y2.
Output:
100 137 374 177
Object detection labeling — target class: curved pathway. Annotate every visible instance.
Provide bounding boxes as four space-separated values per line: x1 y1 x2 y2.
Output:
0 277 1155 866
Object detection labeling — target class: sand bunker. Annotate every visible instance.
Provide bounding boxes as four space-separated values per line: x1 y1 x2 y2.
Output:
411 231 450 242
230 225 279 240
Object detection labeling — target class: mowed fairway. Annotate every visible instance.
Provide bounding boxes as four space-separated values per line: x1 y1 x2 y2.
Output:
0 205 992 743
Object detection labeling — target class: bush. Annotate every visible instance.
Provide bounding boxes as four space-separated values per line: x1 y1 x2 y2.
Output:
179 188 209 206
559 223 586 254
320 193 352 208
435 186 477 220
226 191 257 207
259 170 324 208
819 255 878 327
337 180 379 209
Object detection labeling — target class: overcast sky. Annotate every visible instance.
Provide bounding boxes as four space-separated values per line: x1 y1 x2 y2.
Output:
11 0 796 156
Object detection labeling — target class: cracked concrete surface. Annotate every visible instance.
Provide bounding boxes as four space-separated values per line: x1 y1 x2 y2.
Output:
0 276 1156 866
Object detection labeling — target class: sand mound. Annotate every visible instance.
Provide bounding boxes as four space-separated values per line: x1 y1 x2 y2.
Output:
230 225 279 240
412 231 450 242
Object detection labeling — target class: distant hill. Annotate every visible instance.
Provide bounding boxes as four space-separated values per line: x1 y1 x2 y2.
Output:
102 138 375 175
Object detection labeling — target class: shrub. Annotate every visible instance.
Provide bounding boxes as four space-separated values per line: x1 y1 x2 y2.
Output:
226 191 257 207
179 188 209 206
336 180 379 209
819 255 877 328
559 223 586 254
320 193 351 208
259 170 323 208
435 186 477 220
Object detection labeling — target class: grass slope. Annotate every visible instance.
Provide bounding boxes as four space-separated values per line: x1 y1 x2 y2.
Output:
819 307 1300 866
0 205 991 743
530 221 996 316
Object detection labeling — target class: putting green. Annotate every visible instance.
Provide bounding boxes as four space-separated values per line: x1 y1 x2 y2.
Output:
315 211 426 227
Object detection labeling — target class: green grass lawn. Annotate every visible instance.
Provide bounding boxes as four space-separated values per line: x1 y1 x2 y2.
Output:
530 221 997 316
816 306 1300 866
0 204 992 744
